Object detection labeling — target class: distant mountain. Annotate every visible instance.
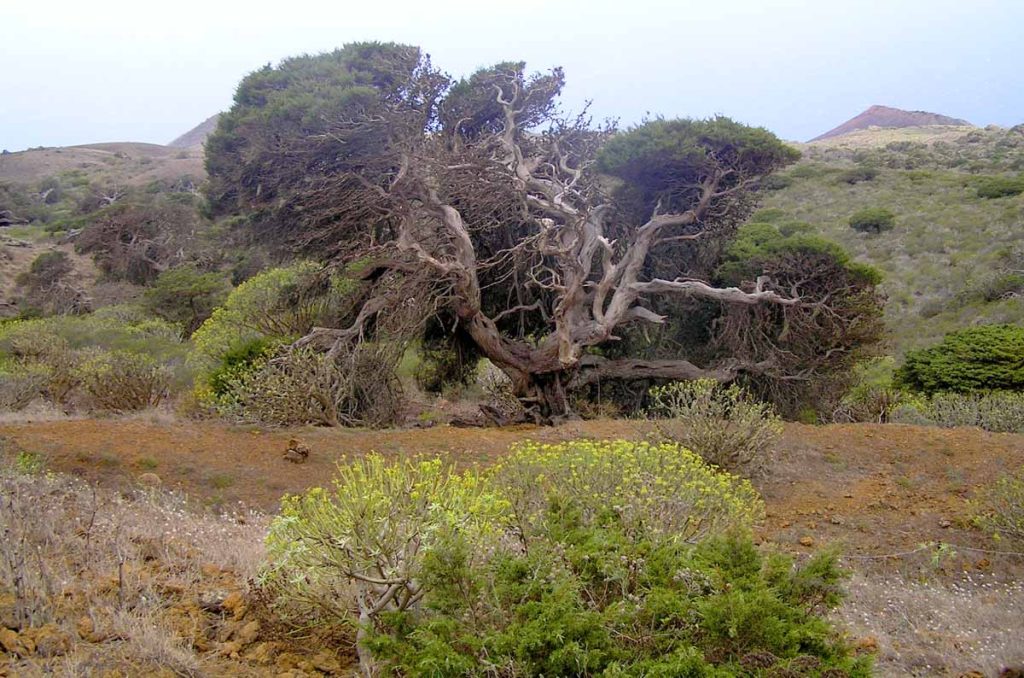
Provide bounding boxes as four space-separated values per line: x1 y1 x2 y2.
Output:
810 105 972 142
168 114 221 149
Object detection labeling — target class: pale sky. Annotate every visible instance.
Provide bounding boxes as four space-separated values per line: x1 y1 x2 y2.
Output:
2 0 1022 151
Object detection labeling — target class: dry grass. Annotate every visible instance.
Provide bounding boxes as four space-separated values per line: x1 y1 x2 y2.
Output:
0 447 267 675
837 571 1024 676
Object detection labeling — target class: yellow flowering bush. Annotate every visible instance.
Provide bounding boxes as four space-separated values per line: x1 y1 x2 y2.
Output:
259 453 508 673
491 439 764 545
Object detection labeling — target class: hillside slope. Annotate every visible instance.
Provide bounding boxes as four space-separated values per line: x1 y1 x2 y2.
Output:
761 124 1024 353
0 142 204 186
811 105 972 141
168 113 221 149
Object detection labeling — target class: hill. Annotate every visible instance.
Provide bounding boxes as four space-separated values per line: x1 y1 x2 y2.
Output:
811 105 973 142
760 123 1024 354
0 142 204 186
168 113 221 149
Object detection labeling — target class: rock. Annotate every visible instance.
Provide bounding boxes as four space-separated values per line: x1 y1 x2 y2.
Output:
222 591 247 619
0 628 31 657
830 516 845 525
236 620 260 646
76 615 110 643
24 624 70 657
198 589 230 613
799 536 815 547
217 640 243 657
854 635 879 653
138 472 162 487
246 641 279 665
283 438 310 464
312 649 344 674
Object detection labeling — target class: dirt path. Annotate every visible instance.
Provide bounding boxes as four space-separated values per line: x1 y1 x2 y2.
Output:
2 418 1021 562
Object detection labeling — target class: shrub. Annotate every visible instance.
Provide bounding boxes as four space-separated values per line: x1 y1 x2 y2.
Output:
190 262 342 372
220 344 404 427
492 439 764 544
973 471 1024 545
0 364 49 411
848 207 895 234
261 443 865 676
892 390 1024 433
976 174 1024 199
837 165 879 184
143 266 231 336
895 325 1024 394
646 379 782 476
834 357 905 423
260 454 508 672
77 350 170 412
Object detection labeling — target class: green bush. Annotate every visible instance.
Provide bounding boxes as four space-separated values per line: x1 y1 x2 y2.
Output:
218 344 404 428
260 442 866 676
190 262 342 372
77 350 170 412
837 165 879 184
848 207 895 234
646 380 782 476
143 266 231 336
975 174 1024 199
972 471 1024 545
491 439 764 544
892 390 1024 433
835 357 905 423
259 454 508 671
895 325 1024 394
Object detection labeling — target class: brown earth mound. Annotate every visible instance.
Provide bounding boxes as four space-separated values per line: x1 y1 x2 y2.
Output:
811 104 972 141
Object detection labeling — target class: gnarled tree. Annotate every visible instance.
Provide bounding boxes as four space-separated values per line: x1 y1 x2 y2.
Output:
207 44 880 421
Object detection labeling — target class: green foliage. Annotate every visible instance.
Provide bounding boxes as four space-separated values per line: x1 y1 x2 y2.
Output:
647 380 782 476
260 454 508 629
892 390 1024 433
835 357 905 423
718 222 882 287
262 441 864 675
206 336 277 400
143 266 231 336
975 174 1024 199
491 440 764 545
895 324 1024 394
190 261 333 371
0 307 186 364
847 207 895 234
836 165 879 184
205 42 423 220
76 350 170 412
972 471 1024 545
0 308 188 411
216 344 405 428
598 117 799 214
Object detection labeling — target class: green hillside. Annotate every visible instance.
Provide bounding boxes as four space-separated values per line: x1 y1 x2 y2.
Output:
760 124 1024 354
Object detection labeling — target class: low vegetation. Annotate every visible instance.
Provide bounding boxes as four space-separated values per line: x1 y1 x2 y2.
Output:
647 379 782 476
261 441 866 676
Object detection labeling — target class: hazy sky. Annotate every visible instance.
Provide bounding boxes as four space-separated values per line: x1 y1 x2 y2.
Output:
3 0 1022 151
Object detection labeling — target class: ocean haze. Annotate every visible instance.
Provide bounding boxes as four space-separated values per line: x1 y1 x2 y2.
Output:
2 0 1022 151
